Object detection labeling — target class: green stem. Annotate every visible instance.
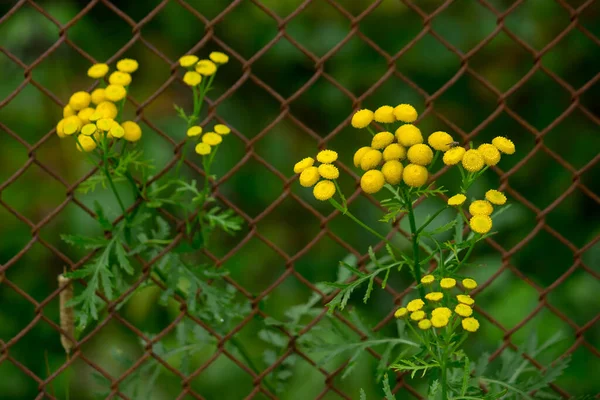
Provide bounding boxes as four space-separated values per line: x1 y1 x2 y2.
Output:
415 206 448 235
101 137 128 221
403 189 426 299
333 179 347 210
329 198 389 243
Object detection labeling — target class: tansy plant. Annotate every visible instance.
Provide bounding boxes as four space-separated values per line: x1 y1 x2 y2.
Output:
294 105 567 399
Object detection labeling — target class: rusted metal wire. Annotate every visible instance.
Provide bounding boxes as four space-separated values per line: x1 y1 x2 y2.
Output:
0 0 599 398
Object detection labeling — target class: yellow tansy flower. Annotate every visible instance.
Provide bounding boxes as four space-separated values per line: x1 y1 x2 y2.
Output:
299 166 319 187
421 275 434 285
202 132 222 146
492 136 515 155
195 143 211 155
393 104 417 123
360 170 385 194
109 71 132 86
431 307 452 319
353 146 372 167
457 294 475 306
187 126 203 137
313 180 336 201
105 85 127 102
195 59 217 76
116 58 138 73
455 303 473 317
183 71 202 86
448 194 466 206
294 157 315 174
81 123 97 136
374 105 395 123
76 135 96 152
469 200 493 216
214 124 231 135
394 307 408 318
462 149 485 172
371 131 395 149
485 189 506 205
469 215 492 234
410 310 425 321
395 124 423 147
418 319 432 330
407 143 434 166
96 118 113 131
88 111 102 123
462 317 480 332
402 164 428 187
96 101 118 119
442 147 465 165
87 63 109 79
428 131 454 152
109 124 124 139
383 143 406 161
90 88 106 105
77 107 95 125
317 149 338 164
406 299 424 312
440 278 456 289
462 278 477 290
425 292 443 302
318 164 339 180
121 121 142 142
69 91 91 111
56 119 66 138
63 105 76 118
179 55 199 67
381 160 403 185
431 314 449 328
360 149 383 171
478 143 501 166
351 109 374 128
63 116 83 135
210 51 229 64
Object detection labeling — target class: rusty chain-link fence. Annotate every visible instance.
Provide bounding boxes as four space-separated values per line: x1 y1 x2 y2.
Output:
1 0 599 398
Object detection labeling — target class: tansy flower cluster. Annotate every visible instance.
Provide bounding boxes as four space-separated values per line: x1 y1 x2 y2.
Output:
447 189 508 234
56 58 142 151
394 275 480 333
442 136 515 172
188 123 231 156
178 51 229 86
293 150 340 201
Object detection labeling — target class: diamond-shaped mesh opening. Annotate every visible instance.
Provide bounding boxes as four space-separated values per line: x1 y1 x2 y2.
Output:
0 358 40 399
546 190 599 248
556 345 600 396
190 353 256 397
547 267 600 326
0 280 37 342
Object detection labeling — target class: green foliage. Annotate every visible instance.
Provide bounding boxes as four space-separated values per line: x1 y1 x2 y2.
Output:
391 357 441 379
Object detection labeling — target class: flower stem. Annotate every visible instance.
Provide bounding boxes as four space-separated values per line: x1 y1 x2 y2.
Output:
329 198 390 243
403 189 426 299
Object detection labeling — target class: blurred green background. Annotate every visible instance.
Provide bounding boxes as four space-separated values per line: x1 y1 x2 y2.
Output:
1 0 599 398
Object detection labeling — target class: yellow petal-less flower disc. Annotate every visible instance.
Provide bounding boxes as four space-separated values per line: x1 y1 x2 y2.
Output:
318 164 339 180
313 180 336 201
462 317 480 332
179 55 199 67
81 123 97 136
425 292 443 302
299 166 320 187
109 124 125 139
121 121 142 142
394 307 408 318
428 131 454 151
431 314 449 328
105 85 127 102
393 104 418 123
383 143 406 161
406 299 424 312
202 132 222 146
457 294 475 306
69 91 91 111
485 189 507 205
469 200 493 216
116 58 139 73
432 307 452 319
88 112 102 123
317 149 338 164
492 136 515 155
187 126 203 137
395 124 423 147
455 303 473 317
418 319 432 330
214 124 231 135
448 194 466 206
371 131 395 149
373 105 395 123
421 275 435 285
87 63 109 79
209 51 229 64
360 149 382 171
109 71 132 86
410 311 425 321
77 107 95 125
462 149 485 173
96 118 113 131
56 119 66 138
462 278 478 290
294 157 315 174
76 135 97 152
402 164 428 187
381 160 403 185
407 143 434 166
478 143 501 166
195 59 217 76
353 146 372 167
469 215 492 234
360 170 385 194
440 278 456 289
351 109 374 128
63 116 83 136
90 88 106 105
63 105 76 118
442 146 465 165
183 71 202 86
195 143 211 155
95 101 118 119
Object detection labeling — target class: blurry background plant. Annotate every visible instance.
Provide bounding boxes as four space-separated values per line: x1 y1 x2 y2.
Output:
0 0 599 399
